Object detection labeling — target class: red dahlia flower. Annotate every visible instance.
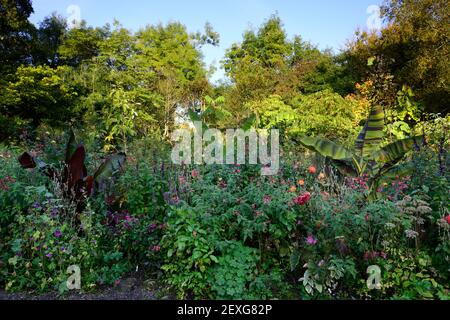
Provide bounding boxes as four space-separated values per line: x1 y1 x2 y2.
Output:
294 192 311 205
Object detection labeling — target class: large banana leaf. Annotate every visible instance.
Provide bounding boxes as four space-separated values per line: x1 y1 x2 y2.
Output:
93 152 127 184
372 136 422 164
298 136 353 160
369 162 416 199
355 105 385 158
377 162 415 182
332 159 358 177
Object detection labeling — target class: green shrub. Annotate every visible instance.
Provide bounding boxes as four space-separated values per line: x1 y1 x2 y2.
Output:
207 241 258 299
161 206 218 299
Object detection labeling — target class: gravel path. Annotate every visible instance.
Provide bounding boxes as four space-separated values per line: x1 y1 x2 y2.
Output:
0 275 173 300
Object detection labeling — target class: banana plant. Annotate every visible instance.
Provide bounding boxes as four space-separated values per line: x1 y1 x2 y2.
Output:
297 105 422 197
18 129 126 210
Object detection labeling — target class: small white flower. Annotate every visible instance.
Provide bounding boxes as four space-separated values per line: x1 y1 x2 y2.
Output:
405 229 419 239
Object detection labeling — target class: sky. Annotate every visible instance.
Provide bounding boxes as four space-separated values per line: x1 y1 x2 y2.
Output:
29 0 384 82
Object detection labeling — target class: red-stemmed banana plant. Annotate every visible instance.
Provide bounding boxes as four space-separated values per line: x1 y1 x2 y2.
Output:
18 129 126 212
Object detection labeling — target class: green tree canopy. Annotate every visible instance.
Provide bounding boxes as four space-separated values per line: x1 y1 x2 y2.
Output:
0 0 35 74
221 14 354 114
344 0 450 114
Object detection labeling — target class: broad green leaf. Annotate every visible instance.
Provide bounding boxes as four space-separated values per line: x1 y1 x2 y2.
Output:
378 162 415 182
372 136 422 163
299 136 353 160
369 162 415 200
332 159 358 177
316 284 323 293
290 250 300 271
355 105 385 158
214 107 232 121
93 152 126 183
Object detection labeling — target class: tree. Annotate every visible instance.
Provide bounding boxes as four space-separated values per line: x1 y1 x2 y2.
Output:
134 22 215 138
55 20 215 147
58 21 109 67
32 13 67 67
344 0 450 114
222 15 292 103
0 65 78 129
0 0 35 75
250 91 367 144
221 14 354 120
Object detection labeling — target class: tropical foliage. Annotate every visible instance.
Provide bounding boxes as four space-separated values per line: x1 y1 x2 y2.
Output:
297 104 424 197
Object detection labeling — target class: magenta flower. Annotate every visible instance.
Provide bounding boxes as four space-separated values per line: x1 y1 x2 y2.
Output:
158 223 167 230
191 170 199 178
148 223 157 233
445 215 450 225
263 195 272 204
150 245 161 252
54 230 62 237
294 192 311 205
305 235 318 245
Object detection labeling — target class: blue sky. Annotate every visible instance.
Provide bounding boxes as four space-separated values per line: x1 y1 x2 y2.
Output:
29 0 383 82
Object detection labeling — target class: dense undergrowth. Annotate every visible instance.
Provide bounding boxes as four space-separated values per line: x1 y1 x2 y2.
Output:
0 131 448 300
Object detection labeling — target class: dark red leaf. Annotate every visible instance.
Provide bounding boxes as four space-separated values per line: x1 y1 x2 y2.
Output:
18 152 36 169
65 145 87 191
85 175 94 196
